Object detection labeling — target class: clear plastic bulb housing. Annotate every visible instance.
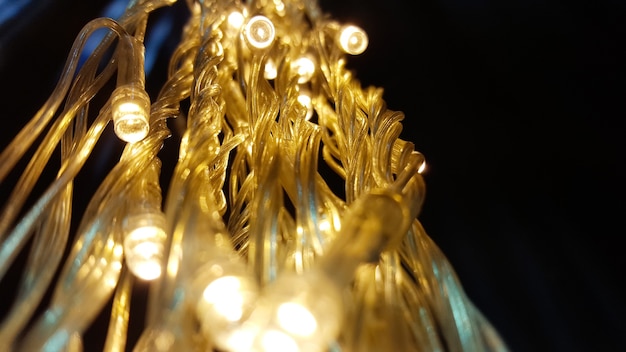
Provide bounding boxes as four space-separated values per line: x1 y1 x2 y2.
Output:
338 25 369 55
244 15 275 50
244 271 344 352
111 85 151 143
123 213 167 281
194 260 260 351
291 55 316 83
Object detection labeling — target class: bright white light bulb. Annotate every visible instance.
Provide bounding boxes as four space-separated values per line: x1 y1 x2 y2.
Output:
291 55 316 83
277 302 317 337
418 160 426 174
123 213 167 281
202 276 246 322
261 330 299 352
195 262 259 351
264 57 278 80
227 10 245 31
338 25 369 55
244 15 275 50
245 271 343 352
224 324 257 352
296 93 313 121
111 85 151 143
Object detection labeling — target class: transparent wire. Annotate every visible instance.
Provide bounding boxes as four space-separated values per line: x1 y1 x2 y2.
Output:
0 0 510 351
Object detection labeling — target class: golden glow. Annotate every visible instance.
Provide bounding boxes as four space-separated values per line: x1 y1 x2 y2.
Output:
297 92 313 120
224 326 256 352
0 1 508 351
123 223 166 281
264 58 278 80
202 276 246 322
227 10 245 31
418 160 426 174
113 102 149 143
318 219 331 232
338 25 369 55
277 302 318 337
260 330 299 352
244 15 275 50
111 85 151 143
291 55 316 83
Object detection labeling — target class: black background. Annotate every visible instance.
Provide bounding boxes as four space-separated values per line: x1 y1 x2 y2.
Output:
1 0 625 351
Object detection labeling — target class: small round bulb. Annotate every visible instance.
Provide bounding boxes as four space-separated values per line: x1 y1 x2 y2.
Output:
227 10 245 31
277 302 317 337
264 57 278 80
296 92 313 121
244 15 275 50
246 271 344 352
123 213 167 281
194 261 259 351
260 330 299 352
338 25 369 55
291 55 316 83
111 85 151 143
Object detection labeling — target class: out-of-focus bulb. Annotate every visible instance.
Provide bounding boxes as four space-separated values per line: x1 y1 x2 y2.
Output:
337 25 368 55
277 302 317 337
195 261 259 351
123 213 167 281
244 15 275 50
296 93 313 121
264 57 278 80
291 55 316 83
202 276 246 322
246 271 343 352
227 10 245 31
418 160 426 174
111 85 151 143
260 330 299 352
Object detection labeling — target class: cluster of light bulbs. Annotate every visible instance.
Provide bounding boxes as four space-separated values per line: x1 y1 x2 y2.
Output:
112 11 367 144
115 9 369 352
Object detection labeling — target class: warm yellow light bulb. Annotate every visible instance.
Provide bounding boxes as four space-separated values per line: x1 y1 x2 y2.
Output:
277 302 318 337
338 25 369 55
111 85 151 143
123 213 166 281
260 330 299 352
264 57 278 80
194 262 259 351
418 160 426 174
244 271 343 352
296 93 313 120
291 55 316 83
202 276 246 322
227 10 245 31
244 15 275 50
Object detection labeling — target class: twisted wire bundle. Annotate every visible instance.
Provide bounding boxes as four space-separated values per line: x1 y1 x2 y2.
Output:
0 1 508 351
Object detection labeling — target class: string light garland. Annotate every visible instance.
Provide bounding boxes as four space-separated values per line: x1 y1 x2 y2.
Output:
0 0 510 351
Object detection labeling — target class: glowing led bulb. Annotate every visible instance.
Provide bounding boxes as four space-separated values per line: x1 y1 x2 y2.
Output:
246 271 343 352
202 276 247 321
260 330 299 352
244 15 275 50
338 25 369 55
111 85 151 143
277 302 317 337
291 55 316 83
418 160 426 174
123 213 166 280
264 58 278 80
227 10 245 31
195 261 259 351
296 92 313 121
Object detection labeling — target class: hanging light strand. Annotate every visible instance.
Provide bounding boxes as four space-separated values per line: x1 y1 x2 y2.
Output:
0 1 510 351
